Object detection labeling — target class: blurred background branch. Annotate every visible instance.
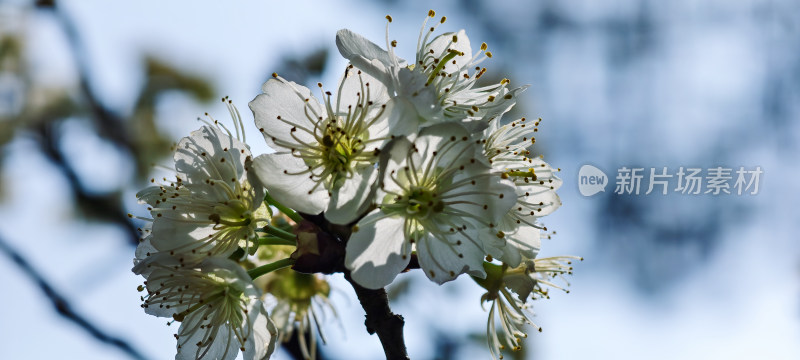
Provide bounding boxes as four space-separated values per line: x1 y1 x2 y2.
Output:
1 1 334 358
0 234 148 360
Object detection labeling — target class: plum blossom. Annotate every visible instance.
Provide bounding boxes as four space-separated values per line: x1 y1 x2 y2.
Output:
134 256 278 360
479 255 579 360
481 118 563 267
134 103 267 263
262 270 337 360
503 255 581 301
345 123 516 289
250 67 410 225
336 11 525 131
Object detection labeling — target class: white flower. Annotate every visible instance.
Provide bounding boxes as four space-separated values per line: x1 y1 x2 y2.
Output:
133 256 278 360
134 105 267 263
262 270 337 360
250 67 409 225
345 123 516 289
480 256 579 360
482 117 538 168
492 157 562 266
336 11 525 131
480 118 563 266
503 256 581 301
482 285 538 360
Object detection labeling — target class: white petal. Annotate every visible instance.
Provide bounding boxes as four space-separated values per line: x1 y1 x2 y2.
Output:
136 186 163 205
527 157 563 191
250 79 322 150
174 126 250 188
396 68 441 121
517 183 562 217
496 225 541 267
334 64 390 112
133 232 156 265
269 301 291 332
251 153 328 215
243 301 278 360
199 256 255 284
325 165 377 225
514 158 563 217
381 97 421 138
149 219 232 261
447 170 516 225
335 29 406 88
415 231 486 285
476 85 527 123
176 313 237 360
504 271 535 302
424 30 472 75
132 251 167 277
512 225 541 259
346 211 410 289
376 136 413 196
413 123 477 175
336 29 394 68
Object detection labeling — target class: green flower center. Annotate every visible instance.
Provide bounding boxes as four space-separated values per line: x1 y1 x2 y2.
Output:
209 201 254 228
169 276 247 325
317 119 369 186
267 270 330 307
400 186 445 219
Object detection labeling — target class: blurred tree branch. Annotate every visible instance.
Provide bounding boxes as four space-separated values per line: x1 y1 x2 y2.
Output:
0 234 149 360
22 1 214 246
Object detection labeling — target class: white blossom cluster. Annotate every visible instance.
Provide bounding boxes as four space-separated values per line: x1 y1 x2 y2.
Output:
130 11 577 360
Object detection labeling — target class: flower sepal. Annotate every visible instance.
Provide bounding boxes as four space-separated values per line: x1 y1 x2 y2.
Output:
290 220 346 275
472 261 507 295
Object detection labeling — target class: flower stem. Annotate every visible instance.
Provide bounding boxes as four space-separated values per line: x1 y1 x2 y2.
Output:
265 192 304 223
258 236 296 247
248 258 295 279
265 225 297 241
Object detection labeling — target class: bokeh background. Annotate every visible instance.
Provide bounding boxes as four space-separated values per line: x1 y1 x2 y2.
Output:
1 0 798 359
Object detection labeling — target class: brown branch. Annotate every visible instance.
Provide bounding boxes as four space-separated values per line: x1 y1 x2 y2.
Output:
344 271 410 360
294 213 410 359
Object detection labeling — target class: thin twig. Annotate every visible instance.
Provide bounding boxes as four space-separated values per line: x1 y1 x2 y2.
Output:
31 0 140 245
0 235 149 360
